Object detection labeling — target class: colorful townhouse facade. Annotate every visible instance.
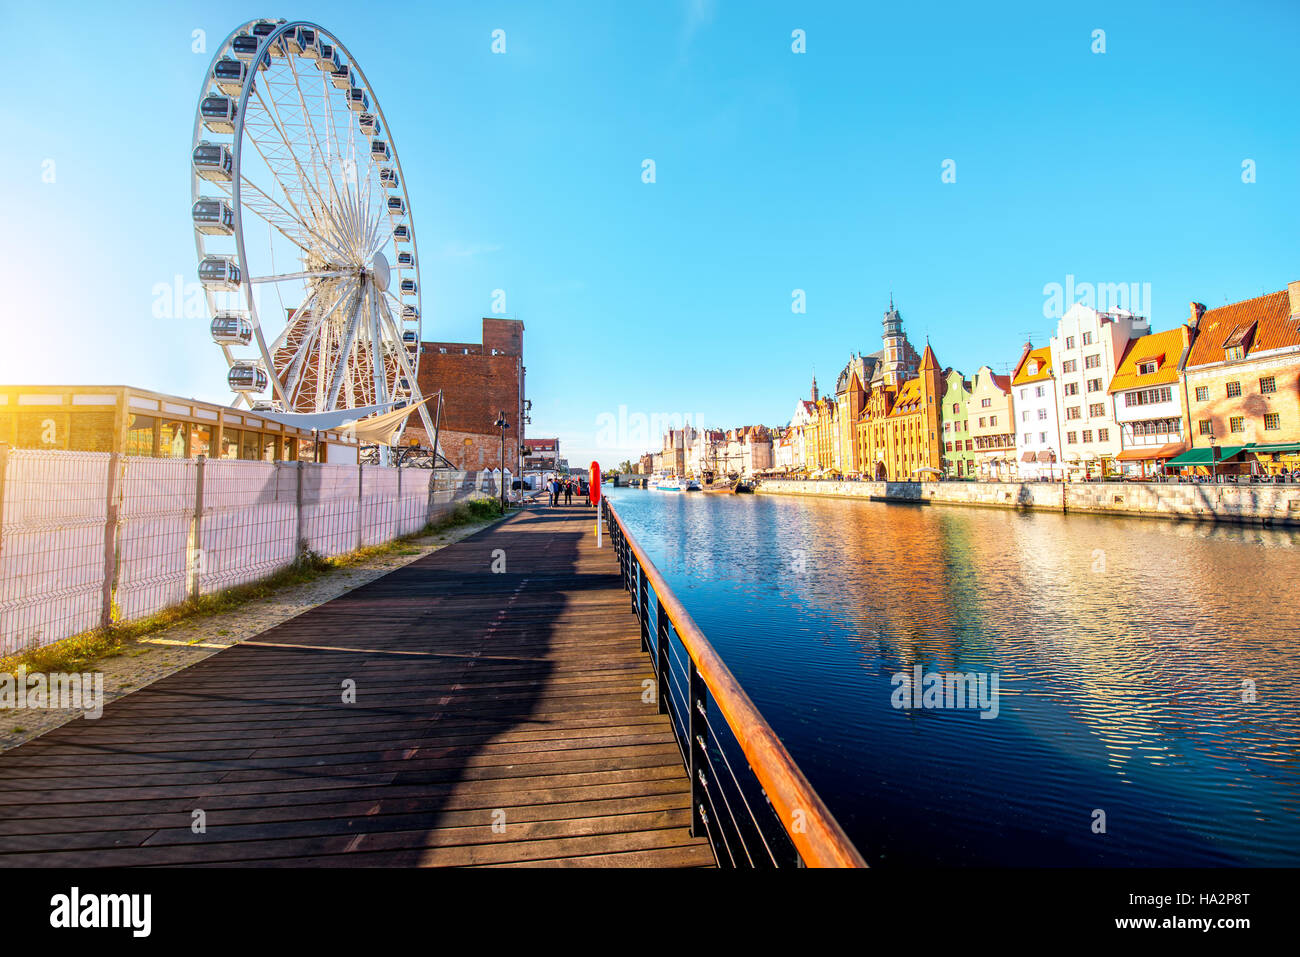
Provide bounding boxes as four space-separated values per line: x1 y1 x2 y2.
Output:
1010 344 1061 480
1175 283 1300 476
939 369 976 479
968 366 1015 480
1108 325 1192 477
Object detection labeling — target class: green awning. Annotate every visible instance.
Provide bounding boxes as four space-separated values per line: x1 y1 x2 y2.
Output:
1165 445 1248 467
1247 442 1300 455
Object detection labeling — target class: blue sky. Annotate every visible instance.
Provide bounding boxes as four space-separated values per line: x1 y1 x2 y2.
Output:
1 0 1296 467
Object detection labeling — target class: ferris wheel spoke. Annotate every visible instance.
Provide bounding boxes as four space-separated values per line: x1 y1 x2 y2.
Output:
281 54 349 221
238 173 320 253
250 268 349 285
267 280 325 354
248 83 335 223
324 285 366 409
283 281 352 407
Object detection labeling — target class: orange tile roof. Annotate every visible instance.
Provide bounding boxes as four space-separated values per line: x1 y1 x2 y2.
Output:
1108 326 1189 393
1185 290 1298 368
886 376 924 417
1012 346 1053 386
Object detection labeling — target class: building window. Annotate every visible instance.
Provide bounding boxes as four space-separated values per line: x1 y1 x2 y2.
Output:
951 403 959 413
1226 381 1242 398
1098 428 1109 442
1065 336 1076 350
1039 432 1048 443
1265 412 1280 430
1066 431 1077 444
1087 379 1103 393
1082 332 1094 345
1089 403 1105 417
1137 361 1157 375
1062 359 1077 373
1081 430 1093 443
1225 345 1244 361
1064 382 1079 396
1191 385 1208 403
978 417 986 427
1198 419 1212 435
1229 416 1245 433
1035 385 1045 397
989 416 997 426
1085 354 1100 369
1260 376 1277 394
981 398 991 408
1037 408 1047 420
1023 433 1031 444
1066 406 1081 420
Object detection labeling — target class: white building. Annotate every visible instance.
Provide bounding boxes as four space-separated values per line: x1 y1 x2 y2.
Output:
1049 303 1149 477
1010 344 1062 480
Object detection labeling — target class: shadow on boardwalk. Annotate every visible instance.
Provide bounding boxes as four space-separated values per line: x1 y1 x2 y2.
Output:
0 507 712 867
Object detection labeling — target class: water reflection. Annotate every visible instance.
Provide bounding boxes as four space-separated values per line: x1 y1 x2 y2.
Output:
607 487 1300 866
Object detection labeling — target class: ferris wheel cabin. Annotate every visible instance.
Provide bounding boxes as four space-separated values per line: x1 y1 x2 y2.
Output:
199 256 241 292
227 363 268 394
393 225 410 243
347 88 369 112
290 27 319 58
379 167 399 189
252 20 286 56
387 196 405 215
370 140 391 163
397 251 414 267
402 330 418 345
210 313 254 346
316 44 340 73
213 57 247 96
192 197 235 235
330 65 354 90
200 95 238 134
360 113 381 137
193 141 233 182
401 305 419 321
399 278 417 295
230 33 260 61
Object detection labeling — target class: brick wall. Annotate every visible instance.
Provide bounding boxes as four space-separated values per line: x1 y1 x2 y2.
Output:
1185 356 1300 447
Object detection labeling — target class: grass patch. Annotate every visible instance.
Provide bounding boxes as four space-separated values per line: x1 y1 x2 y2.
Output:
0 496 507 678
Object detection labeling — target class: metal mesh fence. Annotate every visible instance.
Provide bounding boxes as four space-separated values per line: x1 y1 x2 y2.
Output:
0 447 493 654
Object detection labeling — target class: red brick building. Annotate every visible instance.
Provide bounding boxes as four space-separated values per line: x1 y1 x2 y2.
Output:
405 317 526 472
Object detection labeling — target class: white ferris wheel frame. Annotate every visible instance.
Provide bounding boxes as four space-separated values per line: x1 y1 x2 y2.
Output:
189 17 436 447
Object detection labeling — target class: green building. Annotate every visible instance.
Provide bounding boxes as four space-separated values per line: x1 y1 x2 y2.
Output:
940 369 977 479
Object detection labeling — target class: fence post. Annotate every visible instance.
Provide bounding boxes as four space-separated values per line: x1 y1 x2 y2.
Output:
188 455 205 601
655 595 669 716
0 444 8 566
396 460 403 535
295 460 305 561
101 453 122 630
356 462 364 551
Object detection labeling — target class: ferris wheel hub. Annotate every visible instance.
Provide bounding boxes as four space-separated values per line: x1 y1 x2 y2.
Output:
370 250 390 292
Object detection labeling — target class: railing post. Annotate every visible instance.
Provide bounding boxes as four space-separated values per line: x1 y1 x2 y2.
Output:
188 455 205 601
655 596 669 716
688 658 707 838
638 565 650 653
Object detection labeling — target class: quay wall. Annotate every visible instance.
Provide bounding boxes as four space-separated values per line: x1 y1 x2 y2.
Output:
756 479 1300 527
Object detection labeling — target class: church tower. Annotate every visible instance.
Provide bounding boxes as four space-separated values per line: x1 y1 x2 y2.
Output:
811 370 819 403
881 296 910 388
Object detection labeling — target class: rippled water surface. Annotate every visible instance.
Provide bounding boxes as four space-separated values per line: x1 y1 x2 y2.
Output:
605 487 1300 866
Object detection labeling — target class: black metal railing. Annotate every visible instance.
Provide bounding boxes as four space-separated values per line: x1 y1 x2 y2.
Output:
601 495 866 868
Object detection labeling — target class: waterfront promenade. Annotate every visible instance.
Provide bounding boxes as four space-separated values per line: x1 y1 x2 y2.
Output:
0 507 713 867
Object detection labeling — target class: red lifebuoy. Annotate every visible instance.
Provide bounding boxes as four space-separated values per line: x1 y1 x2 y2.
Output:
589 461 601 504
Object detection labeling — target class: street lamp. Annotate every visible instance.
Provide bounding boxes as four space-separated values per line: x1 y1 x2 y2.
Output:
1208 421 1219 484
494 411 508 512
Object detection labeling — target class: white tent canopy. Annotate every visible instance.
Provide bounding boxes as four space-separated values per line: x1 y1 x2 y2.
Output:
257 394 434 446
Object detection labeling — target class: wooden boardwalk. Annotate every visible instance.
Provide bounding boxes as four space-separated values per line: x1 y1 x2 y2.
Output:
0 506 714 867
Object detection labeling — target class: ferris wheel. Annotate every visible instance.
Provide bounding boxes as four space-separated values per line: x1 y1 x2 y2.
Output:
190 18 435 447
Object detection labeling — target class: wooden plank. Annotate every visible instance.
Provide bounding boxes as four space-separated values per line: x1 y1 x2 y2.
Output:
0 506 713 867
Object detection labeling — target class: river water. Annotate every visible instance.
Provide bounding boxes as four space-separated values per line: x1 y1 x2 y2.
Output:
604 486 1300 866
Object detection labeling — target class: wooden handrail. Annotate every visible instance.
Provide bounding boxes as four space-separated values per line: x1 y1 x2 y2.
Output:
604 497 867 868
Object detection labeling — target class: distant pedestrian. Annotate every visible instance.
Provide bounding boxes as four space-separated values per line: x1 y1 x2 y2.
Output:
564 480 573 506
549 477 559 507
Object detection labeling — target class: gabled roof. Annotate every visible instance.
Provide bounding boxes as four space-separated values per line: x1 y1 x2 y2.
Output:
1185 289 1297 367
1108 326 1188 393
1012 346 1052 386
886 376 925 417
